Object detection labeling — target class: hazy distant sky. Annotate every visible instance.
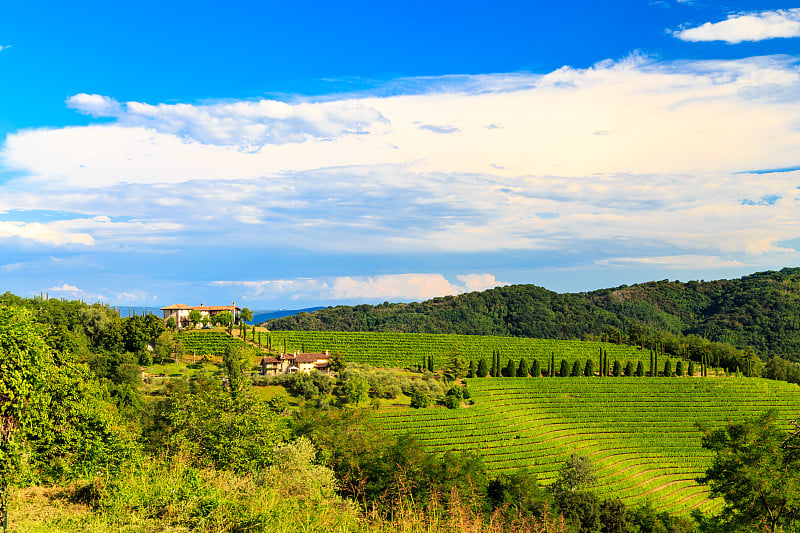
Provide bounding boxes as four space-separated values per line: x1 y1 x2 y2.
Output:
2 1 800 308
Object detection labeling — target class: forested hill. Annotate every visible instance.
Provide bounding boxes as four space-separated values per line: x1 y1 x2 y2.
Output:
265 267 800 362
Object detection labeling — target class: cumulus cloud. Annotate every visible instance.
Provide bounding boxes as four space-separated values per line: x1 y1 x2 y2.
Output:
213 273 506 302
8 56 800 189
49 283 83 294
0 220 94 245
674 9 800 43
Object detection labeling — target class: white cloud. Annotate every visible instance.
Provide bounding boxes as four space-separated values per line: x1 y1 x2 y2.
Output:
7 56 800 189
2 56 800 271
674 9 800 43
595 255 749 269
48 283 83 294
0 220 94 245
66 93 389 148
213 273 505 302
457 274 507 292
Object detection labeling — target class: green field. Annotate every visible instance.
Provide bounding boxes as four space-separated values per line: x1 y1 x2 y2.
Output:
372 377 800 515
266 330 664 370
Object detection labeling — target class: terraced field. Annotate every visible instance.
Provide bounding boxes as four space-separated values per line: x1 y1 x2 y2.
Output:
373 377 800 515
267 330 660 370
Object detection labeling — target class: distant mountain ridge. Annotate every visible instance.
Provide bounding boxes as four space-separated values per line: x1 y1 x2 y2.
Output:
251 307 324 324
264 267 800 362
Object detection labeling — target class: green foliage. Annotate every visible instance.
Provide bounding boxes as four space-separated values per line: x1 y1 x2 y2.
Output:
342 373 370 405
584 358 594 377
409 388 431 409
531 358 541 377
476 357 488 377
688 360 696 377
188 309 202 326
213 311 233 327
664 359 673 377
147 379 287 471
222 344 249 397
624 360 634 377
239 307 254 324
698 410 800 533
612 359 622 377
636 360 645 377
560 358 569 377
676 360 684 377
570 360 581 377
517 357 530 377
1 305 135 484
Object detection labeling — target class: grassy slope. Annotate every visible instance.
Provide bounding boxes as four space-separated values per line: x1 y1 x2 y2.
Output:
373 377 800 515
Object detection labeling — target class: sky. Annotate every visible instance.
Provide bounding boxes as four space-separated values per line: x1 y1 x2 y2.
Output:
2 1 800 309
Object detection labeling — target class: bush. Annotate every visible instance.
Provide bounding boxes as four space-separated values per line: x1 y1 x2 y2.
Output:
409 388 431 409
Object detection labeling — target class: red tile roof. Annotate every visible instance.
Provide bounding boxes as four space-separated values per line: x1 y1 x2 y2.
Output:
285 352 332 363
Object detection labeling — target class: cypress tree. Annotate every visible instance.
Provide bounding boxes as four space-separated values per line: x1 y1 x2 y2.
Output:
654 352 659 377
531 359 541 377
676 360 684 377
518 357 530 377
551 354 555 378
468 360 476 378
636 360 645 377
688 360 695 377
477 358 489 377
584 359 594 377
504 358 515 378
649 350 654 377
560 359 569 378
664 359 672 377
570 360 581 377
624 360 633 377
612 359 622 377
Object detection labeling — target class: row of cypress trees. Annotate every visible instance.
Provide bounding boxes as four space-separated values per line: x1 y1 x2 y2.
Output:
466 354 700 378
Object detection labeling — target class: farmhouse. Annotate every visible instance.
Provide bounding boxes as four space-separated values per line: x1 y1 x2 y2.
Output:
160 302 241 328
260 351 331 376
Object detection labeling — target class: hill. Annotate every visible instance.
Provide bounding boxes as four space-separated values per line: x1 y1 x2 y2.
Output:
372 377 800 516
264 267 800 362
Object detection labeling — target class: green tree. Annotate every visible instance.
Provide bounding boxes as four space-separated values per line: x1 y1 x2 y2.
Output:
503 358 515 377
409 388 431 409
664 359 673 377
517 357 530 377
554 454 598 493
612 359 622 377
215 310 234 327
560 359 569 377
688 360 696 377
635 360 645 377
698 411 800 533
584 358 594 377
343 374 370 405
531 359 541 377
624 360 634 377
676 360 684 377
222 344 249 397
188 309 202 328
467 359 476 378
240 307 253 324
570 360 581 377
477 357 489 377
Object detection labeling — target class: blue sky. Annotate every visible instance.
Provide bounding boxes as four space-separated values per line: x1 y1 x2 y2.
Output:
2 1 800 308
